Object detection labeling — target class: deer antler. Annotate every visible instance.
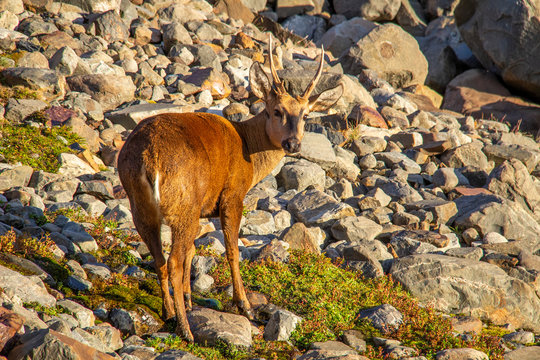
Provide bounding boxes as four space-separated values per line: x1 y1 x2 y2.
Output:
268 36 286 94
302 45 325 100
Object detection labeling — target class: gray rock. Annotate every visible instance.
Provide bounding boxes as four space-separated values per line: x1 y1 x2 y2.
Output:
57 299 95 328
107 102 185 130
435 348 488 360
298 340 363 359
7 328 115 360
340 23 428 88
280 222 322 254
318 17 376 59
331 216 383 242
4 98 48 123
84 323 124 352
445 247 483 261
0 165 33 191
502 330 535 345
486 159 540 221
241 210 276 236
192 274 214 293
341 329 367 353
57 153 97 177
162 22 192 53
432 168 459 191
297 132 337 170
453 194 540 249
405 199 457 225
66 275 93 291
374 152 421 174
282 15 326 42
334 0 401 21
188 307 252 347
109 307 161 337
1 67 65 96
288 189 356 228
264 308 302 341
0 264 56 307
390 254 540 331
455 0 540 100
358 304 403 332
66 74 135 111
49 46 81 76
279 159 326 191
503 346 540 360
155 349 203 360
441 142 490 171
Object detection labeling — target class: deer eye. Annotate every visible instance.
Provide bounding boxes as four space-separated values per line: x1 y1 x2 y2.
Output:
274 109 282 118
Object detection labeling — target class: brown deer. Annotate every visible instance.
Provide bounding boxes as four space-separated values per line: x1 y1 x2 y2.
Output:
117 38 343 341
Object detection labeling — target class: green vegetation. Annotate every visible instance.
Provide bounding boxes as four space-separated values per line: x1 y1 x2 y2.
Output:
0 122 81 172
211 252 505 359
24 301 73 317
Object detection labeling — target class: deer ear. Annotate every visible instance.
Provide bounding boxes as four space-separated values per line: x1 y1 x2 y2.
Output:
249 61 273 99
308 84 343 112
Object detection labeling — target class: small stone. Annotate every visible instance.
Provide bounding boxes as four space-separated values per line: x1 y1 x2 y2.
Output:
483 232 508 244
435 348 488 360
502 330 535 345
264 308 302 341
358 304 403 332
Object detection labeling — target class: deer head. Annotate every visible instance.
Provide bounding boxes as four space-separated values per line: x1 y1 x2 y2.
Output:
249 37 343 154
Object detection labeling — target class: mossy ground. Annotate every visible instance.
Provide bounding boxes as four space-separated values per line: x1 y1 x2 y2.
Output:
0 122 81 172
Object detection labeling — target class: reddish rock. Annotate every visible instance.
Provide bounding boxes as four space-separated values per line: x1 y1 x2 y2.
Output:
44 106 77 126
442 69 540 135
348 106 388 129
0 307 23 353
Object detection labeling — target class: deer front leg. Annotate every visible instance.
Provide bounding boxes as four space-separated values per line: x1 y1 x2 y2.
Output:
220 198 254 320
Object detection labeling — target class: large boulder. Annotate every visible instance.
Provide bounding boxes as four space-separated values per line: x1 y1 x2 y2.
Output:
442 69 540 135
455 0 540 101
317 17 376 58
8 329 115 360
66 74 135 111
390 254 540 332
187 307 252 347
340 23 428 88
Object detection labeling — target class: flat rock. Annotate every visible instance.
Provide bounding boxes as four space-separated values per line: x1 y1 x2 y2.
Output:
1 67 66 97
107 103 187 130
288 189 356 228
188 307 252 347
357 304 403 332
297 340 366 360
0 166 33 192
390 254 540 331
297 132 337 170
0 264 55 307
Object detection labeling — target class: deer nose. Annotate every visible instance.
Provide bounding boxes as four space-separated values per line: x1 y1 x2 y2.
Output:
282 138 301 153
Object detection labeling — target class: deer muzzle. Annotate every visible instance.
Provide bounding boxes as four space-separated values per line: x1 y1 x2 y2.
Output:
282 137 301 154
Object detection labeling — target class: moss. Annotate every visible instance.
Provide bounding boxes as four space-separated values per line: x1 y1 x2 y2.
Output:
0 123 81 172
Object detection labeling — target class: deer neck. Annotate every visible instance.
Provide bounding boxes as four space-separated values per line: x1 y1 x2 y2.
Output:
232 112 285 188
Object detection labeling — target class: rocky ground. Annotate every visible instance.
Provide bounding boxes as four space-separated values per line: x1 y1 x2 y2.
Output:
0 0 539 359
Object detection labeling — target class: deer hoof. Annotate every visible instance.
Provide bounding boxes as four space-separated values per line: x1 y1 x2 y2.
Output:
237 300 254 320
176 325 194 343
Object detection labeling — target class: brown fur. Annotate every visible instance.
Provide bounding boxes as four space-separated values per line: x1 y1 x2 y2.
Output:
117 50 343 341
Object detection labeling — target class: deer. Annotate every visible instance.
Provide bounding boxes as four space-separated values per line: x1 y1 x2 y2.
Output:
117 37 343 342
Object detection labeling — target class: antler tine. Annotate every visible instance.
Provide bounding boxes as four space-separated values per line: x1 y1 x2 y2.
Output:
268 35 286 94
302 45 325 99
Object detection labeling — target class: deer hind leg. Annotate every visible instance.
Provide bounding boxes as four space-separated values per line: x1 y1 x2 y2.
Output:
168 218 199 342
131 208 175 321
219 197 253 320
183 244 195 311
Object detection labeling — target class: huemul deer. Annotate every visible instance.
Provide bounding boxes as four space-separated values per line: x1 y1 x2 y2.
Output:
117 38 343 341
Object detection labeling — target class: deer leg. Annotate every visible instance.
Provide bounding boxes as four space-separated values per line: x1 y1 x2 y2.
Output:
131 210 175 320
183 244 195 311
219 198 253 320
168 221 198 342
